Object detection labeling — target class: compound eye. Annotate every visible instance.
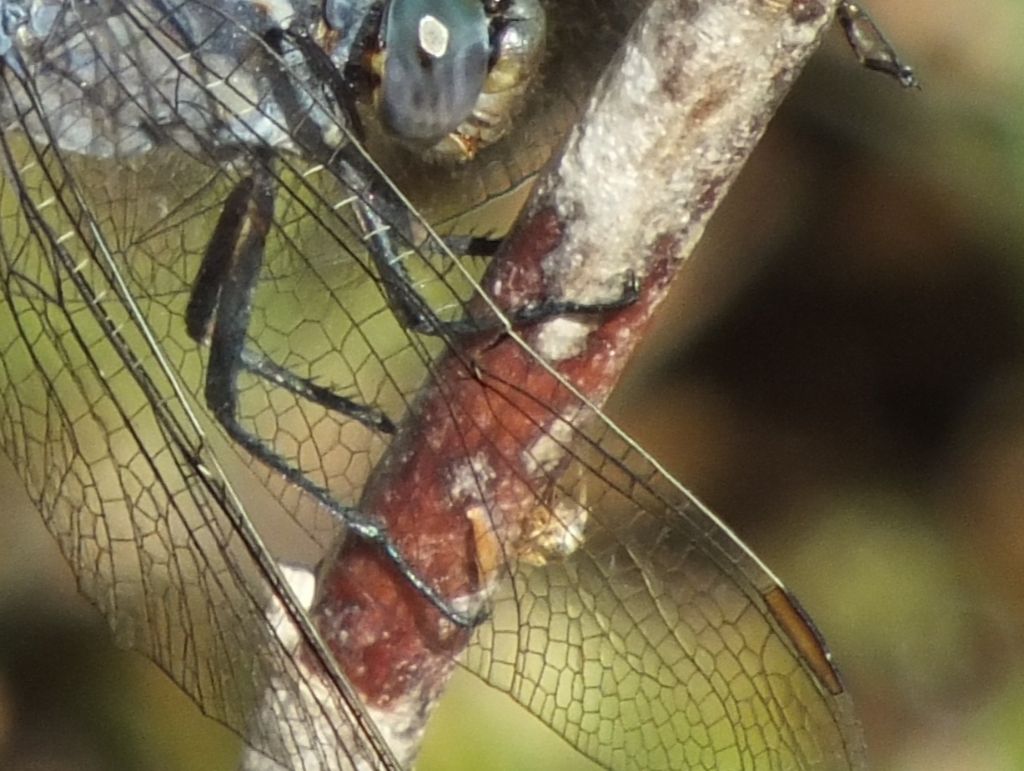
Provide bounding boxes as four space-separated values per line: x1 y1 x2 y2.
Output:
378 0 489 144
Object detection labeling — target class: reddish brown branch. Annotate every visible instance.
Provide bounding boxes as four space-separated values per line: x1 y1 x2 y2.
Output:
310 0 839 764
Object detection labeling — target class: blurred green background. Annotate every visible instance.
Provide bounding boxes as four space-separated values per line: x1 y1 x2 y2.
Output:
2 1 1022 769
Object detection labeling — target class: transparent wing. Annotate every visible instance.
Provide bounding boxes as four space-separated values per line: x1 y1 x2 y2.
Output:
0 1 866 770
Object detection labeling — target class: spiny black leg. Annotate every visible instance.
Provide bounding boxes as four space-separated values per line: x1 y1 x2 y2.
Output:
186 172 394 434
192 166 476 627
238 348 397 434
233 32 488 626
339 180 641 339
283 25 367 141
838 2 919 88
355 191 444 335
201 171 274 444
185 177 253 343
316 139 641 341
408 271 641 338
514 272 640 321
377 238 640 337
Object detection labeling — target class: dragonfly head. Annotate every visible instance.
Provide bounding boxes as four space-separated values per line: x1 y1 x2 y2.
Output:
366 0 545 159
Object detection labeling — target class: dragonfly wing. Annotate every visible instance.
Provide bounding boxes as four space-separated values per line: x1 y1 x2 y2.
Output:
0 1 868 770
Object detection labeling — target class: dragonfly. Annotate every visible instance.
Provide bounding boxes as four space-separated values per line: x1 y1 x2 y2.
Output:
0 0 913 769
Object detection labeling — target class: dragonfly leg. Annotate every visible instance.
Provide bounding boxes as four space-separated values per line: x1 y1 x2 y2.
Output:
428 271 640 337
185 172 395 434
837 1 918 88
368 217 640 338
189 166 478 628
332 171 640 337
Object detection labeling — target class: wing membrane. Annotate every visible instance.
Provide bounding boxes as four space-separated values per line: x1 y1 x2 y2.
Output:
0 1 865 770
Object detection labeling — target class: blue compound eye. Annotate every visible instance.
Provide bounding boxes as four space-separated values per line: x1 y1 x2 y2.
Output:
378 0 489 144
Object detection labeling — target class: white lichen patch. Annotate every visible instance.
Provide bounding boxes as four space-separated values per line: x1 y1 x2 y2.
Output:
532 315 593 362
266 562 317 652
447 452 497 502
523 403 585 476
544 1 823 304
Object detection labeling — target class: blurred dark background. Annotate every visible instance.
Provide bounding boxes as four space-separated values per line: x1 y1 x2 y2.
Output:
2 1 1021 769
